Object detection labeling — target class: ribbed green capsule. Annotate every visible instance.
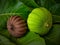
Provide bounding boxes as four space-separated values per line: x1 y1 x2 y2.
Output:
27 7 52 35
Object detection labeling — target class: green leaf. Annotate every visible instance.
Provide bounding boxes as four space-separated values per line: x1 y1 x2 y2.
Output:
49 4 60 16
0 29 10 38
0 0 31 17
44 24 60 45
42 0 56 9
52 15 60 23
26 37 46 45
41 0 56 10
55 0 60 3
19 0 39 8
0 29 17 44
16 32 46 45
49 4 60 23
35 0 56 9
0 0 18 13
0 35 16 45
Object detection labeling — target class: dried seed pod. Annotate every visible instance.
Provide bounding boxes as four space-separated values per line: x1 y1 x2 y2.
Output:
7 15 27 37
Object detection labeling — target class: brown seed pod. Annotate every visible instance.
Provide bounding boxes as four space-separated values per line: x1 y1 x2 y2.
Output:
7 15 27 37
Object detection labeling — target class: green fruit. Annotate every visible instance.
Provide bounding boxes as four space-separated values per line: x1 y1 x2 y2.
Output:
0 35 16 45
27 7 52 35
16 32 46 45
44 24 60 45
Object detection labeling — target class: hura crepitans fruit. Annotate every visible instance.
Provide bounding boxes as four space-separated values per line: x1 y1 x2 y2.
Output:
27 7 52 35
